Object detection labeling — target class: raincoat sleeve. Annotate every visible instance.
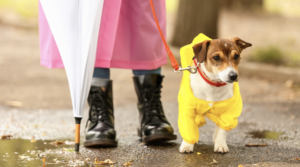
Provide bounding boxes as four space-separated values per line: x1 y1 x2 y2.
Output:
177 33 212 145
178 103 200 144
216 83 243 131
178 78 203 145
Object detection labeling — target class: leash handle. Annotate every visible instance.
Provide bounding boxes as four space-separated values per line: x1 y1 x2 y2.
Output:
149 0 179 71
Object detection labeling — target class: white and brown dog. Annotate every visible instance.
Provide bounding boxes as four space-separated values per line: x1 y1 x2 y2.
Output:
178 36 252 153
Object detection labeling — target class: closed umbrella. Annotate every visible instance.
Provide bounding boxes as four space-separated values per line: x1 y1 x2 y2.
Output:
40 0 104 151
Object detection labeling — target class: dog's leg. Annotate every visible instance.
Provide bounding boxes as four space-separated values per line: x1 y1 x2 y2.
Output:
214 126 229 153
179 140 194 153
213 124 220 143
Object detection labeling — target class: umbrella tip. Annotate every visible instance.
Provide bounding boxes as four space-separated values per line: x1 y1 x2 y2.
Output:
75 143 80 152
75 117 82 152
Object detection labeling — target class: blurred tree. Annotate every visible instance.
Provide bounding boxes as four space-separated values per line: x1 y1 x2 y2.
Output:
170 0 219 47
170 0 263 47
220 0 263 10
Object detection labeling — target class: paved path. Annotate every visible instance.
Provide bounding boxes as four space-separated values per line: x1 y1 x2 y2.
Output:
0 25 300 166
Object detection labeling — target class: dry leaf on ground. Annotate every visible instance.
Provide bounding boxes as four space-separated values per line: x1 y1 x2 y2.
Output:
245 143 268 147
50 141 65 146
285 80 294 88
123 162 132 166
93 158 115 165
208 159 217 164
4 101 23 107
1 135 13 140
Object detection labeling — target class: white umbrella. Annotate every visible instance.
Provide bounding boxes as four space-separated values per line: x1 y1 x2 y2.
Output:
40 0 104 151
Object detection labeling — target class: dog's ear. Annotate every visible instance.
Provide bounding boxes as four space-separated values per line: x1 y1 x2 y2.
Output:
231 37 252 52
192 40 210 63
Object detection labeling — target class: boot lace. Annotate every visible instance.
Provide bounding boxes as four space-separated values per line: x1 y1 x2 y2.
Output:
88 91 113 127
141 85 167 124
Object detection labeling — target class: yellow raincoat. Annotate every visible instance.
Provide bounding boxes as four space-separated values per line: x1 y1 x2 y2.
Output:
178 34 243 144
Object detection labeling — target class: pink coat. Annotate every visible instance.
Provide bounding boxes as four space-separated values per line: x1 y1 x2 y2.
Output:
39 0 167 69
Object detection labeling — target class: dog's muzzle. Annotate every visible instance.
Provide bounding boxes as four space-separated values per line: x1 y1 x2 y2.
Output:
228 72 238 81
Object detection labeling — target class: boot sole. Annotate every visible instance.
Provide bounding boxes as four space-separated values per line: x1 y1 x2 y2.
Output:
138 129 177 144
84 139 117 147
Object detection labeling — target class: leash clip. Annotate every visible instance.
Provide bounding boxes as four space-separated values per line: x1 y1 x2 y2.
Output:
174 63 200 74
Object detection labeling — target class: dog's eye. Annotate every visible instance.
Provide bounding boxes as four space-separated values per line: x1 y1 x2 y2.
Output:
213 56 221 61
234 54 240 60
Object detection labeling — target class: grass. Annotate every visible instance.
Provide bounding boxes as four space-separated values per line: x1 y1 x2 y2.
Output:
0 0 38 18
249 46 300 67
250 46 284 65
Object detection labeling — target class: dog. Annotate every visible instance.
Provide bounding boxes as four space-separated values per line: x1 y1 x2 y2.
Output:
177 34 252 153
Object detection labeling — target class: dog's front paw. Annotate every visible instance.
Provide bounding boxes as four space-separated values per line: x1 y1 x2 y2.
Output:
214 140 229 153
179 141 194 153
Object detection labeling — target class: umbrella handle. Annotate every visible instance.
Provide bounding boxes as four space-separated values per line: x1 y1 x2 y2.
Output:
75 117 82 152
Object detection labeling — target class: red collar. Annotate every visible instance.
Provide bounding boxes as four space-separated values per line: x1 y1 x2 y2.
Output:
193 59 227 87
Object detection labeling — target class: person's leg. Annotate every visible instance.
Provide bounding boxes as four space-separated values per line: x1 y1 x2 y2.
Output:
132 67 161 84
84 68 117 147
132 67 161 75
132 67 177 143
91 68 110 87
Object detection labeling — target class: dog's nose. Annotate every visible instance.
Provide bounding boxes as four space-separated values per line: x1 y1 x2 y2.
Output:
229 72 238 81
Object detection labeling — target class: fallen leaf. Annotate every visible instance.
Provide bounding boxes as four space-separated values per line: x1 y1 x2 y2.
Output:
123 162 132 166
296 157 300 160
208 159 217 164
43 158 46 163
4 101 23 107
20 155 28 160
31 140 36 143
93 158 115 165
1 135 13 140
238 165 243 167
197 152 201 155
245 143 268 147
104 159 115 164
285 80 294 88
50 141 65 146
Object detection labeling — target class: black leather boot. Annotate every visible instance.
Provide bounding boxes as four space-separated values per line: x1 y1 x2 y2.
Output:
133 74 177 143
84 81 117 147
